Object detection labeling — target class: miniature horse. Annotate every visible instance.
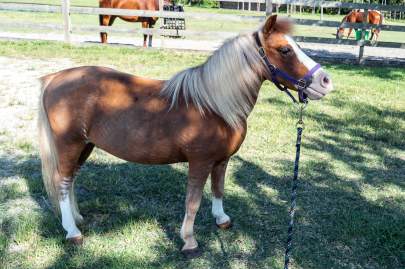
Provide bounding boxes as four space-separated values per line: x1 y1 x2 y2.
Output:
336 10 384 41
38 15 333 256
99 0 170 47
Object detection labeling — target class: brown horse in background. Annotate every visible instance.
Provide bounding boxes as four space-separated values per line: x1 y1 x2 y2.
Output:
99 0 169 47
336 10 384 41
38 15 333 256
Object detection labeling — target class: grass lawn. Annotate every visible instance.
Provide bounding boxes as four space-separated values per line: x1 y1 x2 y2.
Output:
0 1 405 43
0 39 404 269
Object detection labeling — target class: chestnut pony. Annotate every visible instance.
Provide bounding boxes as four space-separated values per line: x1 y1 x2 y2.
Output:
336 10 384 41
38 15 333 255
99 0 170 47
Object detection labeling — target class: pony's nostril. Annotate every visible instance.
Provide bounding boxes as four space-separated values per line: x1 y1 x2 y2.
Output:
323 76 330 85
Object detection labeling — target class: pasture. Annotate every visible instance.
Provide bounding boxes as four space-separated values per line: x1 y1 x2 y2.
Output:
1 0 405 43
0 40 404 269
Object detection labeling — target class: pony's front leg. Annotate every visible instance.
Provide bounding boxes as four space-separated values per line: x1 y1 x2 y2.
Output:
347 28 353 39
211 159 231 229
59 177 83 244
180 161 212 256
142 22 148 48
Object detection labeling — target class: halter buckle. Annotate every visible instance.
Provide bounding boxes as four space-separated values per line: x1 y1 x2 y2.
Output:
258 47 266 58
296 79 307 90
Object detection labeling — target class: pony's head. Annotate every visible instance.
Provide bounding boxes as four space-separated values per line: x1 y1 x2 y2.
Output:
259 15 333 100
336 27 344 39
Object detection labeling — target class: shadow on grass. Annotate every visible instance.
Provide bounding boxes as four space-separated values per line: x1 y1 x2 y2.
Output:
1 154 287 269
264 91 405 267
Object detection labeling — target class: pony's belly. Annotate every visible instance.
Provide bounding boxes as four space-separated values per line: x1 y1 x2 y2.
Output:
94 140 187 165
121 149 188 165
119 16 143 22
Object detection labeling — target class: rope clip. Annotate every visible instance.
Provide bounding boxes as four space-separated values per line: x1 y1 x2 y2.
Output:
295 102 307 129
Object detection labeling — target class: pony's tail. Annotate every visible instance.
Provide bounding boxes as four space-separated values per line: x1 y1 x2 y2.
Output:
38 75 60 215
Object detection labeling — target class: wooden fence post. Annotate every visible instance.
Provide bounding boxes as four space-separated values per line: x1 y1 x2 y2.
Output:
159 0 164 48
266 0 272 16
358 8 368 65
159 0 163 26
61 0 71 43
320 2 323 21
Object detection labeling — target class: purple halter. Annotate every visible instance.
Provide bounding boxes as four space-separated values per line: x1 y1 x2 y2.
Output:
254 32 321 103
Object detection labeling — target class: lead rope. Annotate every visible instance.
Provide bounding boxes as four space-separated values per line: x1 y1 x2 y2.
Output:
284 103 306 269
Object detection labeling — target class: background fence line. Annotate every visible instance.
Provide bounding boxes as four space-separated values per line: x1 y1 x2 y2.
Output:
0 1 404 63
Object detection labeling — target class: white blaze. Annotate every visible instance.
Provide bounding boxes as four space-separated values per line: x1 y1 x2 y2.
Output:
284 35 317 70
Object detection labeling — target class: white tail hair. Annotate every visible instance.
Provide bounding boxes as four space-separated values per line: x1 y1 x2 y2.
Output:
38 75 82 222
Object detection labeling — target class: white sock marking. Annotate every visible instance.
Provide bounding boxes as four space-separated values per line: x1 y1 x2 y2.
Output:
59 192 81 239
212 197 230 225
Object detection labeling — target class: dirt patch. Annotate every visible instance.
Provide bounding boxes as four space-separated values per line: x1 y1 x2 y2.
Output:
0 56 73 157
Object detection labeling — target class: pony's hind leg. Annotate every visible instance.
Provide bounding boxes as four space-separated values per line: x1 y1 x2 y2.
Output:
58 142 95 245
370 29 379 42
370 31 375 41
56 143 94 244
59 176 83 243
181 161 212 257
211 159 231 229
148 19 156 47
39 81 94 245
78 143 95 166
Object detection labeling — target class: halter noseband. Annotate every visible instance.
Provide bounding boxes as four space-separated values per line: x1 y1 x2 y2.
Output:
254 32 321 104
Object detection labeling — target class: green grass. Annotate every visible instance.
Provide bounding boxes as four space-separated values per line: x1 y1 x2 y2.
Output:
0 40 404 269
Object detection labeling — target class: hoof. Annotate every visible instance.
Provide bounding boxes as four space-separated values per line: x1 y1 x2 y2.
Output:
216 220 232 230
67 235 83 246
181 247 202 259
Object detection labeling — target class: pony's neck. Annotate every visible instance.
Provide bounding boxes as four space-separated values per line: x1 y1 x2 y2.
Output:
162 34 267 129
242 77 266 117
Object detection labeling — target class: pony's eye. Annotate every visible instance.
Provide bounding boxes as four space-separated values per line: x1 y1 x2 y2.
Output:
279 47 292 56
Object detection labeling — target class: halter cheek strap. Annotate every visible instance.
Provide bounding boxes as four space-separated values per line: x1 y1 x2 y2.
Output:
253 32 321 104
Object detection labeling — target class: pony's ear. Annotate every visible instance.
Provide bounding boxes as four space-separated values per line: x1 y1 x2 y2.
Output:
262 15 278 36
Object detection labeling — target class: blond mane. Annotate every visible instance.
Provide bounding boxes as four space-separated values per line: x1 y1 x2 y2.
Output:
161 33 266 129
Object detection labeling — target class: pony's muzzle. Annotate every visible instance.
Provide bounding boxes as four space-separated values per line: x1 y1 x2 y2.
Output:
305 68 333 100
